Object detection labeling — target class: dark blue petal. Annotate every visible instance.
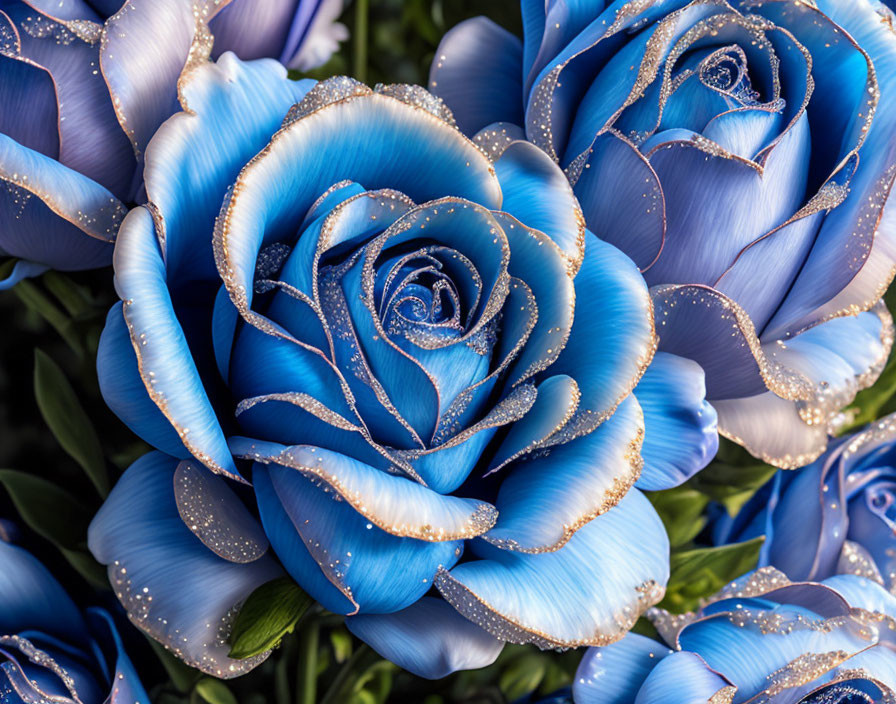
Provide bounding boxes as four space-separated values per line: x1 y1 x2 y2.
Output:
0 49 58 158
0 260 49 291
3 3 135 198
0 133 117 271
85 608 151 704
572 133 665 271
0 540 85 644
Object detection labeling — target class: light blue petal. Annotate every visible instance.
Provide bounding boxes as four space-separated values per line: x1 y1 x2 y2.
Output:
214 83 501 333
97 302 191 460
500 213 575 388
484 395 644 553
229 319 356 421
678 602 869 698
494 140 584 265
821 574 896 623
550 232 654 423
634 651 733 704
573 634 671 704
712 306 891 466
346 597 504 679
428 17 525 136
437 488 669 647
634 352 717 491
140 53 313 282
88 452 283 678
232 437 496 542
487 375 581 471
253 460 463 616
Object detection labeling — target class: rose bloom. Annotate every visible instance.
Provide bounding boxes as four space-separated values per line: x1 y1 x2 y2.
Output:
430 0 896 469
717 411 896 592
87 52 719 679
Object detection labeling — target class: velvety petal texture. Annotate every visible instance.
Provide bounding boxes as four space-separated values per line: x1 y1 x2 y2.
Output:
0 535 150 703
93 55 691 680
431 0 896 468
575 568 896 703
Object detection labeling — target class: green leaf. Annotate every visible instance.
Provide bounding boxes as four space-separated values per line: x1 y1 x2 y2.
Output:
0 469 102 585
33 349 109 497
228 577 313 659
499 653 547 701
194 678 238 704
647 487 709 548
59 546 108 588
13 280 82 356
661 536 765 613
687 451 778 516
0 469 90 549
329 627 353 664
41 271 95 318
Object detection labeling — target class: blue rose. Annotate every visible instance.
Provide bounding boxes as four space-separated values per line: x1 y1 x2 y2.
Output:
574 567 896 703
716 413 896 593
86 53 718 679
430 0 896 469
0 0 345 285
0 528 149 703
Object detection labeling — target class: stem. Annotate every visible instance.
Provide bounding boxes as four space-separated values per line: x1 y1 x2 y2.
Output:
295 619 319 704
275 635 297 704
353 0 369 83
319 645 379 704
